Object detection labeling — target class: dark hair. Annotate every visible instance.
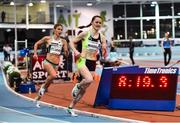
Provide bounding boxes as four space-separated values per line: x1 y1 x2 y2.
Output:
78 15 102 29
53 23 63 34
54 23 63 29
77 30 83 35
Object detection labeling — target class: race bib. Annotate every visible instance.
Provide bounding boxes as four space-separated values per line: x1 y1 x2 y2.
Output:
49 42 63 55
87 41 99 52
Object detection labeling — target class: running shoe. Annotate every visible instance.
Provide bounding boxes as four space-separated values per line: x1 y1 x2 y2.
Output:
66 107 78 117
34 98 41 108
38 87 45 96
36 100 40 108
71 83 80 97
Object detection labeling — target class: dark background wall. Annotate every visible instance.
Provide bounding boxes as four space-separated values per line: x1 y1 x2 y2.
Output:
0 28 50 51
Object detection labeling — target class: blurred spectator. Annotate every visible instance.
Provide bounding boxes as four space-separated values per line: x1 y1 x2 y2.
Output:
63 31 72 72
110 37 116 52
75 30 83 53
1 11 6 23
161 32 172 66
129 36 135 65
3 44 12 61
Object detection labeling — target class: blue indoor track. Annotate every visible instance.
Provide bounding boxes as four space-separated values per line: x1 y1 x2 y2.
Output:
0 68 145 123
0 47 180 122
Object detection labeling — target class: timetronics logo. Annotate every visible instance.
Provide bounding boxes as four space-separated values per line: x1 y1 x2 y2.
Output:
144 68 177 74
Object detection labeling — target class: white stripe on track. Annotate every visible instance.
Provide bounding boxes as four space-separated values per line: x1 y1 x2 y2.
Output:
2 67 148 123
1 68 70 123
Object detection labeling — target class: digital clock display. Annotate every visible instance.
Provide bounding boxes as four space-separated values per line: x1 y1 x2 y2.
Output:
94 66 179 111
110 74 177 100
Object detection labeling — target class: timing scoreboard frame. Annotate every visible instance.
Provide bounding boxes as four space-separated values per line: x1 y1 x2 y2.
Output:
94 66 179 111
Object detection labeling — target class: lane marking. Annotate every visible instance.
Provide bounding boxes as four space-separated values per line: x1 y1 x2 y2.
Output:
1 68 70 123
4 67 180 122
1 67 147 123
0 105 69 123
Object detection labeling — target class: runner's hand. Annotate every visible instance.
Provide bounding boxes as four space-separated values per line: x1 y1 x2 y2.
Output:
33 53 38 60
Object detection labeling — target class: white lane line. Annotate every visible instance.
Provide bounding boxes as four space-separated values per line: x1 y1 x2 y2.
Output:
2 67 147 123
4 67 180 122
2 67 148 122
0 106 70 123
0 121 8 123
1 68 70 123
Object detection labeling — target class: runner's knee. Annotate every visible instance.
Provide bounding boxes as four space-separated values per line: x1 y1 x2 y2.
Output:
85 76 94 84
49 73 57 79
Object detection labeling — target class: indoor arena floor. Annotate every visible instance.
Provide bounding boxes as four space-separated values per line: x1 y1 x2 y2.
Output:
0 51 180 122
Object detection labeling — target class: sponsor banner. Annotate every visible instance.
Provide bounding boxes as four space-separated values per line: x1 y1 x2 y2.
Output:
31 55 68 83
